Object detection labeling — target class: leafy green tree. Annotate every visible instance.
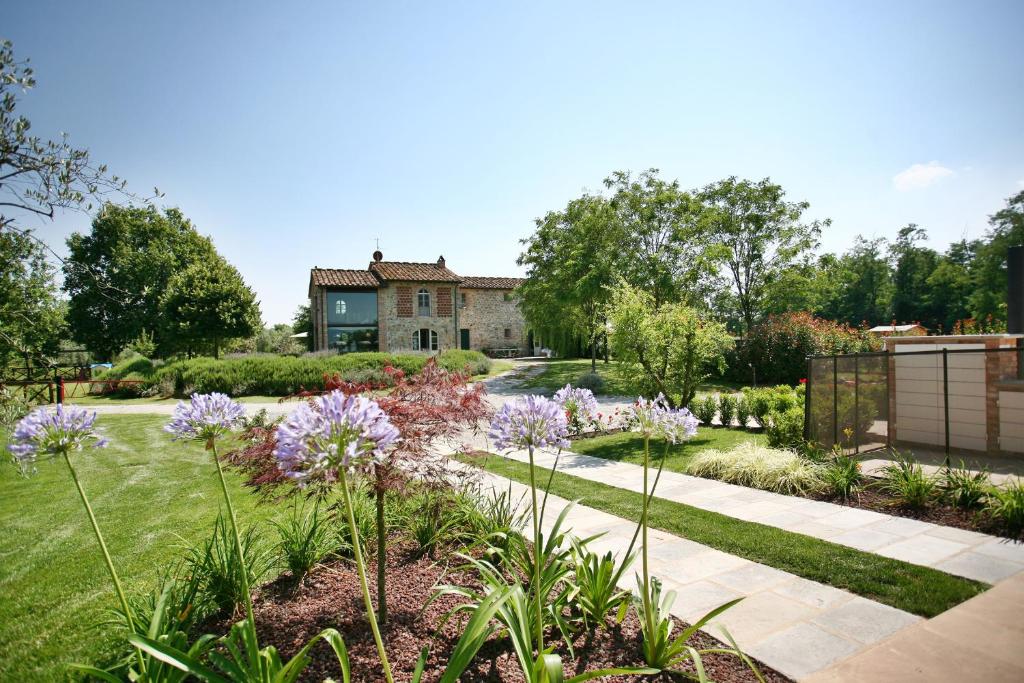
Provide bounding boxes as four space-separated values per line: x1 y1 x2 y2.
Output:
890 225 940 328
0 40 151 364
292 304 314 351
607 280 732 407
0 229 65 367
927 239 976 331
818 237 893 326
604 169 718 305
699 177 826 334
63 205 216 359
518 194 622 368
159 255 262 358
970 190 1024 322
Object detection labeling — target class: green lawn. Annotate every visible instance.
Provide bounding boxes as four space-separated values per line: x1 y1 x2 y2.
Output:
0 415 290 682
461 454 987 618
521 358 744 396
572 428 766 474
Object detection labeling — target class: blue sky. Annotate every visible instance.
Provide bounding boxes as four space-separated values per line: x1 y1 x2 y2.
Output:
7 1 1024 324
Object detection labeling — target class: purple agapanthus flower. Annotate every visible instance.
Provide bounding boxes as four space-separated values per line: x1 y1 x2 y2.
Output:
164 393 246 442
489 395 570 451
273 391 399 483
553 384 599 421
7 404 108 476
629 393 698 443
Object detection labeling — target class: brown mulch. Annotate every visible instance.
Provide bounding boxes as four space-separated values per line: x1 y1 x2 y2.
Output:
206 539 791 682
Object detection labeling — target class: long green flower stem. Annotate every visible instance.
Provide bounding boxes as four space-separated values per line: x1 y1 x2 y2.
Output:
640 435 655 641
62 450 147 676
210 440 255 626
339 466 394 683
527 443 544 654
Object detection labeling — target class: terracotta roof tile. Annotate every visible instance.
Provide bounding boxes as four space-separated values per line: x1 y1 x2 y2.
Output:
459 276 526 289
310 269 379 288
368 261 463 283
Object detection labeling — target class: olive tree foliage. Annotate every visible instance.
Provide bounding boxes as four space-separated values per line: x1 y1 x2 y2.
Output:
607 279 732 408
64 205 217 359
0 40 152 363
517 194 621 368
700 177 825 334
159 254 262 359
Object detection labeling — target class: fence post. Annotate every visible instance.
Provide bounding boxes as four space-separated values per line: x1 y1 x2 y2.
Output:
854 353 860 455
57 376 64 405
943 348 950 469
832 354 839 448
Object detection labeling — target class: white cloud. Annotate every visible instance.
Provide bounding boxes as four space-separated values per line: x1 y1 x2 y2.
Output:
892 161 955 191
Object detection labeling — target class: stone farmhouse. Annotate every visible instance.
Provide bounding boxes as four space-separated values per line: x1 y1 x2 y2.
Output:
308 251 529 355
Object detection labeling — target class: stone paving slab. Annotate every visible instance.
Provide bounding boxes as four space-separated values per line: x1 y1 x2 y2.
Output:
456 462 922 681
803 572 1024 682
471 444 1024 584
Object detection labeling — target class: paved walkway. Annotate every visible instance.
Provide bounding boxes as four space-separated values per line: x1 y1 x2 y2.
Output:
467 444 1024 585
804 571 1024 682
456 462 921 681
859 447 1024 486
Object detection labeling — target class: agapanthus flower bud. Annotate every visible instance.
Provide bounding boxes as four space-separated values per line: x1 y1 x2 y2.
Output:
7 404 108 476
164 392 246 442
489 395 570 451
274 391 399 483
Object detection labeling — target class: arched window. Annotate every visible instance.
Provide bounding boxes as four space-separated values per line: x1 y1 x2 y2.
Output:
417 288 430 316
415 328 438 351
335 299 346 316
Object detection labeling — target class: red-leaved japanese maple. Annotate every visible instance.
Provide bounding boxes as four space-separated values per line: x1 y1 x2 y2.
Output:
225 357 491 621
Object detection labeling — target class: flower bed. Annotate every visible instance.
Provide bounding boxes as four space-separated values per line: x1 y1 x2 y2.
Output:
218 537 791 683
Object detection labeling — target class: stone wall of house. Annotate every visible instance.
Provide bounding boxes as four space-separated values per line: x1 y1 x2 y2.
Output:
459 288 529 354
312 286 327 351
378 281 458 352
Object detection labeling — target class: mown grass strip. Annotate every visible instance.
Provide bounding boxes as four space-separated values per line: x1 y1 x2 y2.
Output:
459 453 987 618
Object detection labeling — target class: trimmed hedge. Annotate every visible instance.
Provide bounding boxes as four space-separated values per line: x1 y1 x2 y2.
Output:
97 350 491 397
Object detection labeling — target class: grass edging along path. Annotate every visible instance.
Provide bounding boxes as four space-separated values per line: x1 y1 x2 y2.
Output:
458 453 988 618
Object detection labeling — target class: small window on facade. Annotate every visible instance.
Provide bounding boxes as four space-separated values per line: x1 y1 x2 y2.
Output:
416 328 438 351
504 328 512 339
460 292 467 308
417 288 430 316
335 299 346 316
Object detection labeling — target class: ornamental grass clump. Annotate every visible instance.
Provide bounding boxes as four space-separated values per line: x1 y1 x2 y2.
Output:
553 383 600 435
686 442 826 496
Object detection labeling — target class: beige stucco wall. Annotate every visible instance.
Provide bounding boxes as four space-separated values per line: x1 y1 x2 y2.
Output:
378 282 458 353
459 288 528 353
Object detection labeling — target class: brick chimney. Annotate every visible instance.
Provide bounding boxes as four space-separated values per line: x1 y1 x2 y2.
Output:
437 255 445 268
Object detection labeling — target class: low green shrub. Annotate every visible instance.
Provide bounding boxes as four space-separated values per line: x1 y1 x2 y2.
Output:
690 395 717 426
97 349 491 397
576 371 606 394
735 397 751 430
685 441 825 495
743 384 804 427
764 406 805 449
717 395 737 428
0 385 32 429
